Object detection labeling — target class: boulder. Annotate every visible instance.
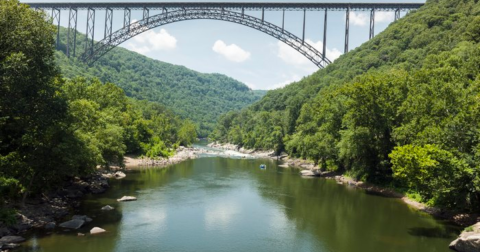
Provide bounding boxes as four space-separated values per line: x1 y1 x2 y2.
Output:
114 171 126 179
72 215 93 223
300 170 319 177
117 196 137 202
44 222 56 230
450 235 480 252
450 222 480 252
101 205 114 211
58 219 85 229
101 173 114 179
0 236 25 244
90 227 106 235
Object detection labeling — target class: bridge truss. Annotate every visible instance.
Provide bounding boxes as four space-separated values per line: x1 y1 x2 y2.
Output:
26 2 424 68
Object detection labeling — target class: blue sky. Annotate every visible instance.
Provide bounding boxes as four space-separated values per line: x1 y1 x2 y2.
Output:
23 0 426 90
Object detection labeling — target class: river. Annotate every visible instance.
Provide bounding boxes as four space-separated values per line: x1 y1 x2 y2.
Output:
19 145 460 252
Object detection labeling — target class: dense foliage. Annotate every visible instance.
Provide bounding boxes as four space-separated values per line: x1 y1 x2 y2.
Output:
212 0 480 212
54 28 266 137
0 0 196 209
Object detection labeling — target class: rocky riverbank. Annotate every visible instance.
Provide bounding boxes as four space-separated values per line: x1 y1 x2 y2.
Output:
207 142 480 228
0 146 204 251
0 172 110 250
124 146 205 168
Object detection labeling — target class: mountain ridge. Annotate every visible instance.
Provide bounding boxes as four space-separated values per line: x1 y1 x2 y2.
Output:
55 27 266 137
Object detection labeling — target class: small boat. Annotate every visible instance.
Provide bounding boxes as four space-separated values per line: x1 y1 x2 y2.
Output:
260 164 266 169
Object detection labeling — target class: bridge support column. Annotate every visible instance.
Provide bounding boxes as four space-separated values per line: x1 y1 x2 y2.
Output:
345 6 350 53
369 8 375 40
105 7 113 41
85 7 95 57
395 8 400 21
51 8 60 48
163 8 168 18
143 7 150 23
282 9 285 33
323 9 327 61
262 7 264 23
302 9 306 45
67 8 77 58
124 7 131 32
242 7 245 18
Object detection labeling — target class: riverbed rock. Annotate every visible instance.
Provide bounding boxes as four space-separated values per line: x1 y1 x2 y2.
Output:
102 173 114 179
0 236 25 244
117 196 137 202
2 243 21 249
114 171 126 179
58 219 85 229
44 222 56 230
72 215 92 223
101 205 114 211
450 235 480 252
450 222 480 252
90 227 106 234
300 170 319 177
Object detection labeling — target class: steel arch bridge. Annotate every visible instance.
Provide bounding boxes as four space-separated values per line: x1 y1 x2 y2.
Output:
26 2 424 68
85 9 332 67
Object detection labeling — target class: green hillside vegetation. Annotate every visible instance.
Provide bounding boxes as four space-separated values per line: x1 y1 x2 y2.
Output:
55 28 266 137
0 0 196 210
212 0 480 212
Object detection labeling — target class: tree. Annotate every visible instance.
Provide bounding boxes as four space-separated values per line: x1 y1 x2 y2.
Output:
0 0 91 206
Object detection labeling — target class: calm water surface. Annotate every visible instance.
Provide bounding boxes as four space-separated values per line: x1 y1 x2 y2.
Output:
21 155 460 252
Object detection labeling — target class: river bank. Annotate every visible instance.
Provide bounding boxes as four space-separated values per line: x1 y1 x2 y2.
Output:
207 142 479 228
124 146 204 168
0 146 204 251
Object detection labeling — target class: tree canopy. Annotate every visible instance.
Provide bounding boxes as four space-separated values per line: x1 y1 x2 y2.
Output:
54 27 266 137
212 0 480 212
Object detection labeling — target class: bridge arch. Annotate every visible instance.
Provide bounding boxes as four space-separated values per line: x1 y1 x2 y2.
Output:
81 8 332 68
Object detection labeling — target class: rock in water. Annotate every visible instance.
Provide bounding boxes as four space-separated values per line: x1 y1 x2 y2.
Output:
58 219 85 229
300 170 318 176
90 227 106 234
114 171 126 179
44 222 56 230
101 205 114 211
0 236 25 244
72 215 93 222
117 196 137 202
450 222 480 252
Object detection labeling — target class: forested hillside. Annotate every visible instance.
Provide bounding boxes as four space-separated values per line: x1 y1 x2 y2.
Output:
212 0 480 212
55 28 266 137
0 1 196 209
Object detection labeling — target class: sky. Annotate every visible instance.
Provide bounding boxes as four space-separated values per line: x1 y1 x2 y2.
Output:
23 0 426 90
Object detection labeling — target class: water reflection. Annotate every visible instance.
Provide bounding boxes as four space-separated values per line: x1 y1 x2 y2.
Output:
19 156 459 252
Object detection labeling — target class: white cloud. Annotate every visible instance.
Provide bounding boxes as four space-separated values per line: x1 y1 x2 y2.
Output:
276 39 342 70
125 28 177 54
350 12 368 26
212 40 251 63
376 11 394 23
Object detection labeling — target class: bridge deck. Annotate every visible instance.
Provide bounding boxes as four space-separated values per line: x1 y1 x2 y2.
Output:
24 2 424 11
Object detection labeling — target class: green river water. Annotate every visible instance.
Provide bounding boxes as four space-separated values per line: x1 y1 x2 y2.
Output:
19 147 460 252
